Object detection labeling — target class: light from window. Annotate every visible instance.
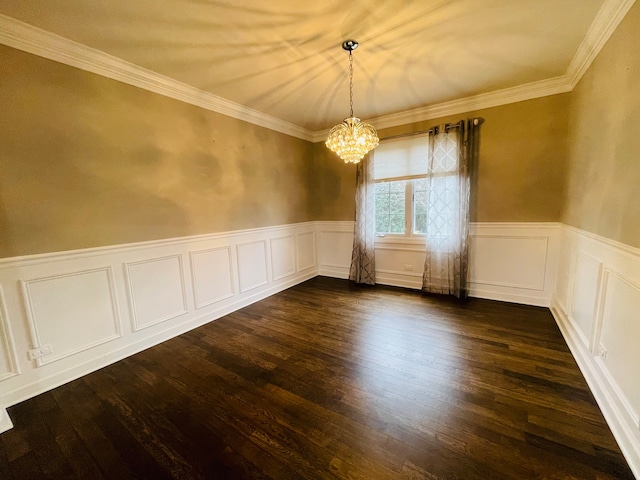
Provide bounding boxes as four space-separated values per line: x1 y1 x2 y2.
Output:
373 132 459 240
413 177 428 234
375 180 405 234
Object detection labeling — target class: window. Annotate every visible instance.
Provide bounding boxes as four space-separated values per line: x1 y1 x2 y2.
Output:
375 179 428 235
373 134 429 237
373 132 459 241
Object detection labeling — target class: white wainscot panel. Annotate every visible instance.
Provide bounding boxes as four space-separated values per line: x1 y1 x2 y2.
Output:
554 229 574 312
237 240 269 293
296 232 316 272
319 231 352 270
0 287 19 380
470 236 548 290
270 235 295 281
598 270 640 428
125 255 188 331
22 268 122 366
569 251 602 348
189 247 234 309
375 246 425 289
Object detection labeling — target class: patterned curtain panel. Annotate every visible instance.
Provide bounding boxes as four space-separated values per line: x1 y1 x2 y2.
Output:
422 120 478 298
349 152 376 285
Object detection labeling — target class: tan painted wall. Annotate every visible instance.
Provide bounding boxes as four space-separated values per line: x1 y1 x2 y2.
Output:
311 143 357 221
563 2 640 248
316 94 571 223
0 46 315 258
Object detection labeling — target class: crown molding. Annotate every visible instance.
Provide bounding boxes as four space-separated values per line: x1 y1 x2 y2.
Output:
0 0 635 143
310 75 572 142
565 0 636 88
0 14 314 142
312 0 635 142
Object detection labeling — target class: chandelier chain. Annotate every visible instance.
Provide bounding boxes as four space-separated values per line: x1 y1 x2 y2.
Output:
349 51 354 118
325 39 379 164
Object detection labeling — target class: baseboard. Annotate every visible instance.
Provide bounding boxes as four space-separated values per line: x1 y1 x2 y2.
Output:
317 222 561 307
0 408 12 433
0 222 319 412
551 297 640 478
317 265 350 279
2 270 315 408
468 286 550 307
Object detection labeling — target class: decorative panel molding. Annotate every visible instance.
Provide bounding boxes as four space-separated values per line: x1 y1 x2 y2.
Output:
316 222 560 306
189 247 234 309
0 287 19 381
552 225 640 478
270 235 295 281
0 222 318 412
236 240 269 293
21 267 122 366
317 224 354 279
596 269 640 428
125 255 188 331
568 251 602 349
466 224 560 307
470 236 548 290
0 407 12 434
296 232 316 272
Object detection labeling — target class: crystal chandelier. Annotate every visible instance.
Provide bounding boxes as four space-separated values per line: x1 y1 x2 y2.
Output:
326 40 379 164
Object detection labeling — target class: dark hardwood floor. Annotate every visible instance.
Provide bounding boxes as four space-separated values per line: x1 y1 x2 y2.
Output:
0 277 634 479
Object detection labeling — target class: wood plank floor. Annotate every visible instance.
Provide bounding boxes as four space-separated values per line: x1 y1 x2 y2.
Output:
0 276 634 479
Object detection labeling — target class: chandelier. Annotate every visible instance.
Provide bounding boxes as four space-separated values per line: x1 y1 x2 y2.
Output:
325 40 379 164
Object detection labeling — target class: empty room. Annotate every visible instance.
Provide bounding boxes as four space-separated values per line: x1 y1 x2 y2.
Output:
0 1 639 478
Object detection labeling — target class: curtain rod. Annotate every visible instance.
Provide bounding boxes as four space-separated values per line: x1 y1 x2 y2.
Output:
380 117 483 141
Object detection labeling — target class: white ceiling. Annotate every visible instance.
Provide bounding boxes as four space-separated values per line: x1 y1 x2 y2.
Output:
0 0 630 134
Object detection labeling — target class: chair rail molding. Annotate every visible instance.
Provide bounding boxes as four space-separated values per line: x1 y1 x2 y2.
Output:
0 222 319 410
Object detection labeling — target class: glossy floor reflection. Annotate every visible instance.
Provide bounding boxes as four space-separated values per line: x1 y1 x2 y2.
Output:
1 277 634 479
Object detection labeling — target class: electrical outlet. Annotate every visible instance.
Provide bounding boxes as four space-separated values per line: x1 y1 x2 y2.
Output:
27 344 53 361
598 346 608 360
404 264 414 271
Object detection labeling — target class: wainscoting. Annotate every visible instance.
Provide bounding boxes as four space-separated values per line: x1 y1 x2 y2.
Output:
551 225 640 478
317 221 561 307
1 220 639 476
0 222 318 419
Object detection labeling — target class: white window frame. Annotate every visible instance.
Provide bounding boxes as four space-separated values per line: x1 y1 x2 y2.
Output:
374 177 426 244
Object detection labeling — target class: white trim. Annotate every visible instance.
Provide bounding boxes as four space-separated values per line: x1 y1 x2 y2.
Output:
188 246 236 309
0 222 320 407
124 255 189 332
236 240 270 293
21 267 124 366
0 221 318 268
564 224 640 259
551 298 640 479
295 231 317 272
2 270 317 408
270 235 296 281
0 408 13 434
565 0 637 88
0 287 20 381
0 14 314 142
312 76 572 141
375 272 422 290
1 1 634 141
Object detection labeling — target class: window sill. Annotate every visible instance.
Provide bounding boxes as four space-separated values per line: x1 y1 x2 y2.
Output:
375 235 425 246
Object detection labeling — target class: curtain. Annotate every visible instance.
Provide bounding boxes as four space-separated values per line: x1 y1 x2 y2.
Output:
422 120 478 298
349 152 376 285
